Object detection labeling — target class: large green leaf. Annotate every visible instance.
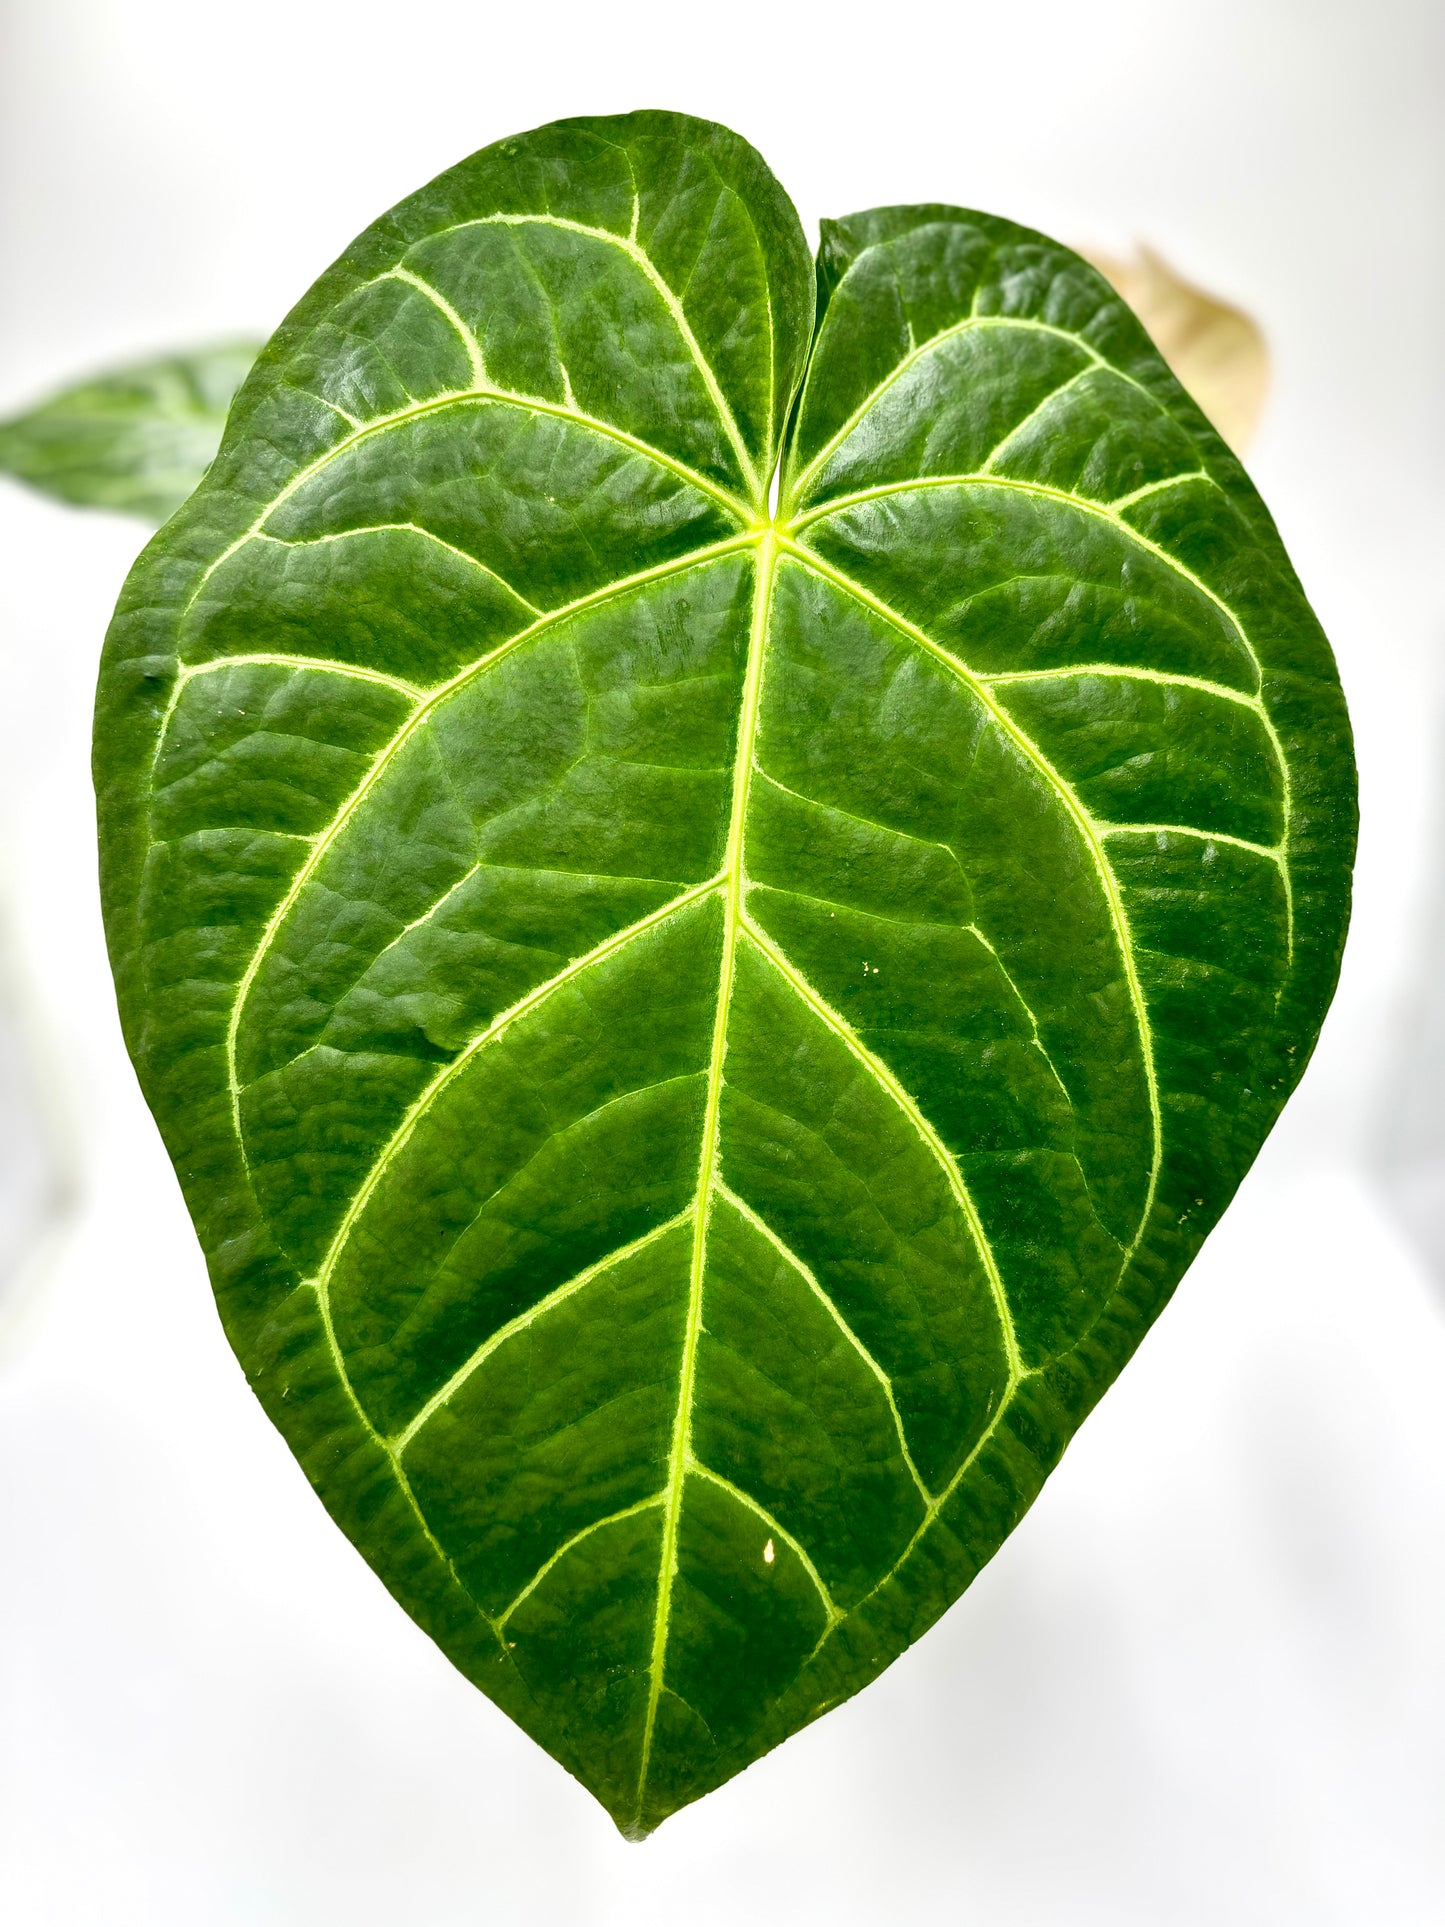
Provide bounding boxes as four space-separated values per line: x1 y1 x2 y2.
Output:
93 112 1356 1835
0 343 258 522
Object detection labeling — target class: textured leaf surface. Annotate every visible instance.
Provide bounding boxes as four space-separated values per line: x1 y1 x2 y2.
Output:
93 113 1355 1835
0 343 258 522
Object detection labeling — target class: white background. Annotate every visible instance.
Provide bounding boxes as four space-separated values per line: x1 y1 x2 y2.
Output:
2 1 1444 1920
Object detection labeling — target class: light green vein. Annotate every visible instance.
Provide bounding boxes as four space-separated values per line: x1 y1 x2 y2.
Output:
976 362 1097 474
350 859 688 998
780 537 1164 1286
301 1275 503 1648
964 922 1073 1108
741 910 1025 1385
149 645 426 786
1096 818 1292 914
785 469 1294 896
1109 470 1215 512
254 521 541 616
713 1178 933 1506
496 1495 666 1635
686 1457 842 1627
217 534 751 1145
980 661 1264 710
790 470 1259 685
748 877 966 934
820 1379 1022 1653
308 871 725 1303
793 462 1302 921
751 763 965 872
388 265 488 384
172 651 425 702
635 532 778 1821
390 1209 695 1455
383 259 756 520
185 361 749 613
437 213 762 503
296 389 362 431
785 312 1162 509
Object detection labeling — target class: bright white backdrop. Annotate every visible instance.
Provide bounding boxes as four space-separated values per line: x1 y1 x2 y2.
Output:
2 2 1443 1920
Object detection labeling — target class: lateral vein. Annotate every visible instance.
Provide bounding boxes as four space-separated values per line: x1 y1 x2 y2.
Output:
255 521 541 614
217 536 753 1145
786 314 1135 507
713 1179 933 1506
687 1457 842 1626
979 661 1263 711
436 213 762 503
391 1209 695 1455
172 652 426 701
741 912 1024 1384
784 469 1293 954
310 873 726 1301
777 539 1164 1297
301 1276 505 1650
185 370 749 613
496 1495 667 1633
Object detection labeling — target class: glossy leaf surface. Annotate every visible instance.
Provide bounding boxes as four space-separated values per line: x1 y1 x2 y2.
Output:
0 343 258 522
94 113 1355 1834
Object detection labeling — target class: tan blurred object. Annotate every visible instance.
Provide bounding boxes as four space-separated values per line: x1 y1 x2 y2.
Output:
1084 245 1270 453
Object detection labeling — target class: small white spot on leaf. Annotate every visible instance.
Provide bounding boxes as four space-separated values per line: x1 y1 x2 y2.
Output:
763 1537 775 1565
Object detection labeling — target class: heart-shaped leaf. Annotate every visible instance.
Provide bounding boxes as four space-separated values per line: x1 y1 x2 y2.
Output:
1 343 259 523
94 112 1355 1835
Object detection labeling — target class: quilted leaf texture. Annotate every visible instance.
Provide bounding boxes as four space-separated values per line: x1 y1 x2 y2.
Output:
94 113 1355 1835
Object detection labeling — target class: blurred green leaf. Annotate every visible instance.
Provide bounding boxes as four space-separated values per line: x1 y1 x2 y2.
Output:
0 343 259 523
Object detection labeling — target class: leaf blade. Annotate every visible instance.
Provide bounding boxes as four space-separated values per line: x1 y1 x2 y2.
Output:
93 130 1354 1837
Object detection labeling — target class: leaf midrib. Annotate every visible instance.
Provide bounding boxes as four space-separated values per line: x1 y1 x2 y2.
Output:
636 526 779 1809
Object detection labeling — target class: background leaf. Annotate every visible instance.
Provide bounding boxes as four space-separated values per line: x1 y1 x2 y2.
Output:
1083 245 1269 452
93 115 1355 1835
0 343 259 523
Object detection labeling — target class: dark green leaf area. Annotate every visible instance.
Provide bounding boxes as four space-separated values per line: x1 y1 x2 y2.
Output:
789 217 1196 513
717 943 1009 1487
151 661 414 840
502 1475 826 1837
692 1200 929 1603
264 405 733 606
329 897 721 1438
1110 832 1290 1169
184 526 537 684
95 118 1355 1835
801 486 1260 692
754 560 1154 1265
991 676 1284 846
652 1471 828 1768
233 113 814 521
0 342 258 522
228 560 751 1270
283 274 477 424
396 221 744 490
401 1222 693 1615
1117 481 1327 692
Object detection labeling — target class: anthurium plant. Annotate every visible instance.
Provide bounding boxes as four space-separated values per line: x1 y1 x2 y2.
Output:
91 110 1355 1834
